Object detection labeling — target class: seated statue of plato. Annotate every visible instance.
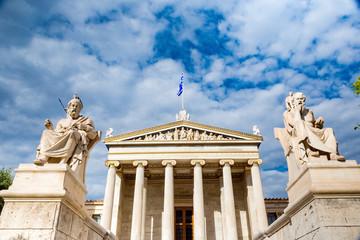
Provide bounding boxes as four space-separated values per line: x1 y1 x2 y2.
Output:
34 93 100 182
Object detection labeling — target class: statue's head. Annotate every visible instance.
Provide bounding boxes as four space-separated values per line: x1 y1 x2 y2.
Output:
293 92 306 111
67 93 83 119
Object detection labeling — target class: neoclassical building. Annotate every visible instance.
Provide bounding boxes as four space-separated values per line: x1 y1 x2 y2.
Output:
98 110 269 240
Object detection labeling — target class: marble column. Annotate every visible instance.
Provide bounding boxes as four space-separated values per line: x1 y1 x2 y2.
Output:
220 160 238 240
245 168 258 237
248 159 268 230
111 172 125 237
131 160 148 240
219 176 227 240
191 160 206 240
141 175 148 240
102 160 120 230
161 160 176 240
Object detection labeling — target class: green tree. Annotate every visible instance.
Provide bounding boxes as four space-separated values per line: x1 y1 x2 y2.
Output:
352 76 360 96
0 166 13 214
352 76 360 130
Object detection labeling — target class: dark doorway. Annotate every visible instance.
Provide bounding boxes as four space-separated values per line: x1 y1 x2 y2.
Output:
175 207 193 240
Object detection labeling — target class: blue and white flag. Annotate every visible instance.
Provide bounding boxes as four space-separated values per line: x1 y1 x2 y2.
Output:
177 73 184 96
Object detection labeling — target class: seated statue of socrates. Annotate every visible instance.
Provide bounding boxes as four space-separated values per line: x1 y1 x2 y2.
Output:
283 92 345 163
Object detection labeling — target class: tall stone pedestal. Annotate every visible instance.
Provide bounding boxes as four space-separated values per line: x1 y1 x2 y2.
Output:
254 160 360 240
0 164 117 240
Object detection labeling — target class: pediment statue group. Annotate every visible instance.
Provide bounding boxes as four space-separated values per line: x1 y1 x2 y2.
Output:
132 127 236 141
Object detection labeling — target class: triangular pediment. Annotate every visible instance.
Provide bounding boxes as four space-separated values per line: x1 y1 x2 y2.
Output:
104 120 262 143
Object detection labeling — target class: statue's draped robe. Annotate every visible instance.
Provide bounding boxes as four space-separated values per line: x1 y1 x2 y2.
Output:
284 109 338 161
37 115 96 165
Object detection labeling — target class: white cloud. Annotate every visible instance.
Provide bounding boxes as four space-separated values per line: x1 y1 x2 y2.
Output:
0 0 359 201
261 170 288 198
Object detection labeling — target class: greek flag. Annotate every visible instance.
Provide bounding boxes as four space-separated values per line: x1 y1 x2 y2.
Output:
177 73 184 96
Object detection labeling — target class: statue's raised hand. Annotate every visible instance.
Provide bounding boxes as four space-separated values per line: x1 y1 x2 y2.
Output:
315 117 324 129
44 119 53 130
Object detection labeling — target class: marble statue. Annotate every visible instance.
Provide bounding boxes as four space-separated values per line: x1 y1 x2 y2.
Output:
187 128 194 140
285 92 293 110
166 131 173 140
34 93 100 182
201 131 208 140
209 133 215 140
174 128 179 140
279 92 345 166
253 125 261 136
158 132 165 140
194 130 200 140
180 127 187 140
106 128 113 138
176 109 190 121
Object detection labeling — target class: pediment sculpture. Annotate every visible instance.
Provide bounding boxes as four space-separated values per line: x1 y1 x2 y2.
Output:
176 109 190 121
253 125 261 136
34 93 101 183
106 128 114 137
132 126 236 141
275 92 345 179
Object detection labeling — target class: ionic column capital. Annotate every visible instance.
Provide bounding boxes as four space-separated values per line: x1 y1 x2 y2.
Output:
162 160 177 166
191 160 205 166
219 160 234 166
248 159 263 166
104 160 120 168
133 160 148 167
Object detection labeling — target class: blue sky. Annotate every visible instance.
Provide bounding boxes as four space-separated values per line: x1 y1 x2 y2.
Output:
1 0 360 199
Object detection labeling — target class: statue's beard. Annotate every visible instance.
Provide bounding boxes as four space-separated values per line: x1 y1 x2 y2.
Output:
68 110 79 119
294 102 305 112
300 104 305 112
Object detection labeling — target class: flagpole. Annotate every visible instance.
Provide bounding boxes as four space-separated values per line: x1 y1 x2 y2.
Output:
177 72 184 110
182 86 184 110
181 72 184 109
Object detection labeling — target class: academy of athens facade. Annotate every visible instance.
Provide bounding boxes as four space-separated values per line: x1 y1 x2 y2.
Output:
1 93 359 240
99 111 268 240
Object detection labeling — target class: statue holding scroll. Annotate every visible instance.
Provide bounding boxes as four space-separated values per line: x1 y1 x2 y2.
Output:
34 93 101 182
275 92 345 179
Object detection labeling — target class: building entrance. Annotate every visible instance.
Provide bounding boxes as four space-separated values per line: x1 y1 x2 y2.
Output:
175 207 193 240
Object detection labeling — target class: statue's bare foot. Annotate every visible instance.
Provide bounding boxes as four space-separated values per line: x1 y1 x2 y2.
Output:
34 155 48 165
307 149 320 157
330 153 345 161
33 159 46 165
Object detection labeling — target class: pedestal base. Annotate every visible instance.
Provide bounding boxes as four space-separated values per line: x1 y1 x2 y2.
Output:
254 160 360 240
286 160 360 204
0 164 117 240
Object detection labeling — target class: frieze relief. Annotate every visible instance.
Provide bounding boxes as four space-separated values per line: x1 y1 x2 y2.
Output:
130 127 238 141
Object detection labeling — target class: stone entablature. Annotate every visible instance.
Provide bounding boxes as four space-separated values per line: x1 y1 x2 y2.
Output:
103 120 263 143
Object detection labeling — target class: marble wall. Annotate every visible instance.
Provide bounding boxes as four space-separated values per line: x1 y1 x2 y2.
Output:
0 201 113 240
